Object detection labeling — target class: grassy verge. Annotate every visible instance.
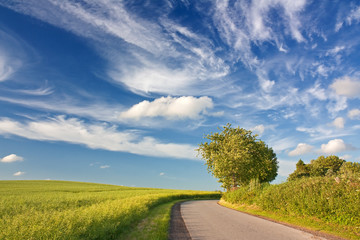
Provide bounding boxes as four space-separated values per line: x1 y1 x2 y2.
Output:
121 199 182 240
219 200 355 240
220 176 360 240
0 180 220 239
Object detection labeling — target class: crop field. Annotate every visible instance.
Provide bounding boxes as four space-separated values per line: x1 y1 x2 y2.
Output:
0 180 220 239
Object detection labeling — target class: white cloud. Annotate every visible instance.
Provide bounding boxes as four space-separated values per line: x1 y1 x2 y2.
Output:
306 82 327 100
252 124 265 135
159 172 165 176
335 6 360 31
347 6 360 24
13 171 25 176
1 154 24 163
120 96 214 120
330 76 360 98
0 54 14 82
0 96 124 123
0 116 198 160
332 117 345 129
0 29 25 82
320 139 356 154
16 86 54 96
326 46 345 56
348 109 360 120
268 136 297 152
99 165 110 169
326 93 347 117
288 143 314 156
296 125 352 141
1 1 230 96
340 154 352 160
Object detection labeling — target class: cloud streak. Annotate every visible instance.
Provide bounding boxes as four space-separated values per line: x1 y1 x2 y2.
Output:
0 116 197 160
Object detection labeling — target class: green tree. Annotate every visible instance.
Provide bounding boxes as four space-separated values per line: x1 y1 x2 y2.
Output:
197 124 278 191
339 161 360 177
288 155 346 181
287 159 310 181
310 155 345 177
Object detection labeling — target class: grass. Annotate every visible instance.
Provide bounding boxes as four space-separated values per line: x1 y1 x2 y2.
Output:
220 176 360 240
0 180 220 239
121 199 182 240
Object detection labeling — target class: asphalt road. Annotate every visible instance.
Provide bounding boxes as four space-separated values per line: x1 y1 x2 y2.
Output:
179 200 327 240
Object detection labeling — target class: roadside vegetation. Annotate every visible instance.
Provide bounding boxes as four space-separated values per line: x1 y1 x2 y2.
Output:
198 125 359 239
221 155 360 240
0 180 220 240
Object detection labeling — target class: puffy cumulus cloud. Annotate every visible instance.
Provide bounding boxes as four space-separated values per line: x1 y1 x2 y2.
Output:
1 154 24 163
330 76 360 98
332 117 345 129
348 109 360 120
13 171 25 176
320 139 356 154
288 143 314 156
0 116 198 160
120 96 215 120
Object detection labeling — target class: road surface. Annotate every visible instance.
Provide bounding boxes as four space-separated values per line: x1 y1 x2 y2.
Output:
177 200 327 240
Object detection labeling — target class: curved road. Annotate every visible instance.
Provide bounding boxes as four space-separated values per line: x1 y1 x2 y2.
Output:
178 200 327 240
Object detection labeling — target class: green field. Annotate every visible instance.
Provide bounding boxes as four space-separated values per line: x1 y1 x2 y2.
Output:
0 180 220 239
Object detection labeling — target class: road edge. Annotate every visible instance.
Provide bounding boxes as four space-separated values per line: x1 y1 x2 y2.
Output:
168 201 192 240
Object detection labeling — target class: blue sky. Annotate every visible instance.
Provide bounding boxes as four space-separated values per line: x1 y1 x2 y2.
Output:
0 0 360 190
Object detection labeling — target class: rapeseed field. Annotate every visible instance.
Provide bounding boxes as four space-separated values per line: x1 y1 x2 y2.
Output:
0 180 219 239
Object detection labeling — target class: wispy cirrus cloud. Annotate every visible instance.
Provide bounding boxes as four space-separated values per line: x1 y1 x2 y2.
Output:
15 86 54 96
296 124 354 141
0 116 197 160
0 29 25 82
0 0 230 96
0 54 15 82
0 95 124 123
335 5 360 32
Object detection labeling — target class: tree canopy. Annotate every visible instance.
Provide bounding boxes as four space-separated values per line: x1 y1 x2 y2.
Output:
197 124 278 191
288 155 346 181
